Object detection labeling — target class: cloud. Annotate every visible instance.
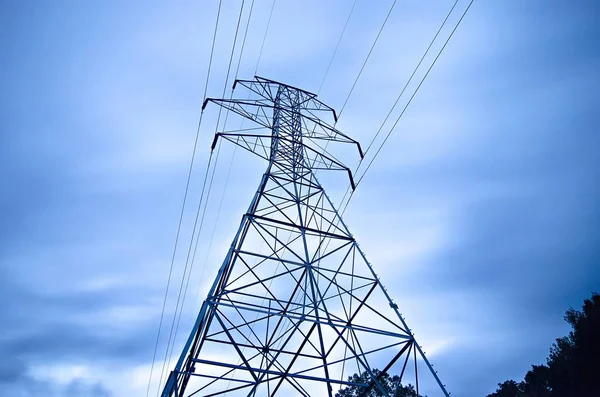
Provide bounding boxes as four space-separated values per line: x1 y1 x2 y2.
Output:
2 0 599 396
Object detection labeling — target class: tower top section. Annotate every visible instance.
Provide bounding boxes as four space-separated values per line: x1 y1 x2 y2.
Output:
203 76 364 189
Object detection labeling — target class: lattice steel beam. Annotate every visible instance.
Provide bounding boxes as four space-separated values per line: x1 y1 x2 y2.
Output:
161 76 449 397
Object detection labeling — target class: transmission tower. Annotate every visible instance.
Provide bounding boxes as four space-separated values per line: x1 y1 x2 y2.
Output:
161 76 449 397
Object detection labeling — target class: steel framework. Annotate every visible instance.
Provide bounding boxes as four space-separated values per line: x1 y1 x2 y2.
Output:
161 77 449 397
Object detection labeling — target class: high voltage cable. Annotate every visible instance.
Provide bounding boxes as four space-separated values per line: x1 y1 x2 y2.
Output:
255 0 276 74
145 1 222 396
335 0 463 215
178 0 256 333
186 0 256 316
226 4 474 390
160 0 258 385
165 139 222 370
235 0 255 80
312 0 475 361
311 0 475 307
316 0 395 150
293 3 476 386
357 0 476 187
155 149 216 397
317 0 358 95
154 0 474 392
186 0 256 333
188 144 236 322
214 2 402 378
159 145 216 382
341 0 476 217
211 3 287 390
338 0 398 118
362 0 460 156
172 2 270 392
155 0 248 393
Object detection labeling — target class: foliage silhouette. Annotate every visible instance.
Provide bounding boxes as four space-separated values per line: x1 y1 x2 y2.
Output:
335 293 599 397
335 368 422 397
487 292 599 397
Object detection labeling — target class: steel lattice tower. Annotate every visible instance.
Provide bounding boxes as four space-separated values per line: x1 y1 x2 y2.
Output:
161 77 449 397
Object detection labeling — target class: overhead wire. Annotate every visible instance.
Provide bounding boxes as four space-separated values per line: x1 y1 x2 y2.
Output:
219 1 475 392
255 0 276 75
153 0 475 392
218 0 376 386
346 0 475 207
314 0 395 154
180 2 281 394
318 1 475 387
218 2 403 389
155 0 249 393
185 0 258 340
332 0 464 217
361 0 460 156
316 0 457 239
317 0 358 95
217 1 298 393
145 1 222 396
337 0 398 118
155 150 216 396
189 0 257 300
340 0 476 217
234 0 256 80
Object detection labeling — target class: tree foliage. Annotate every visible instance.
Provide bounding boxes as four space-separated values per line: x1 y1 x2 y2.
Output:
335 369 421 397
335 293 599 397
487 292 600 397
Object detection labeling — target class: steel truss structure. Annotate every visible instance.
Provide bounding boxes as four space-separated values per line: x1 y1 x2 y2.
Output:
162 77 449 397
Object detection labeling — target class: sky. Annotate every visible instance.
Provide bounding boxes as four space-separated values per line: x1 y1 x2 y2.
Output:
1 0 599 396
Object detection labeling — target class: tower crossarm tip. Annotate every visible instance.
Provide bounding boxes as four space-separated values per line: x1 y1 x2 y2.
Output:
204 76 363 189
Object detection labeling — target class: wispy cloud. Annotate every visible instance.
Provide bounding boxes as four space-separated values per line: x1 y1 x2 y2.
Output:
2 0 598 396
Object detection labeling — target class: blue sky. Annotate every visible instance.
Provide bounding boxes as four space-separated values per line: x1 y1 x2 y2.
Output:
1 0 599 396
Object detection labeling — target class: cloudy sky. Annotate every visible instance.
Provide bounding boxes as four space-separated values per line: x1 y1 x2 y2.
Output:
1 0 599 396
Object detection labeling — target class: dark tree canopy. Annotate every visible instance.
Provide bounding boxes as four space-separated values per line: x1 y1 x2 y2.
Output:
487 292 600 397
335 369 421 397
337 293 599 397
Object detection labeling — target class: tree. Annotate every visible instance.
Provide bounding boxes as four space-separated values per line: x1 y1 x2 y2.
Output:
521 365 551 397
338 294 600 397
487 380 522 397
335 369 421 397
486 292 600 397
546 292 600 396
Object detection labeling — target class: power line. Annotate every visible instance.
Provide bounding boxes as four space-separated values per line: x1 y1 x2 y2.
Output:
155 0 248 393
155 152 215 397
341 0 476 216
188 142 235 320
362 0 460 156
185 0 257 312
313 0 475 283
235 0 256 81
317 0 358 95
334 0 463 214
186 0 257 330
196 4 296 392
144 1 222 396
315 0 395 152
338 0 398 118
356 0 475 188
255 0 276 75
180 0 276 348
166 139 222 370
